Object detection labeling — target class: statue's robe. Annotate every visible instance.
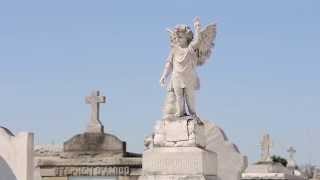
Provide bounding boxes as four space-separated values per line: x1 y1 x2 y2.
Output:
168 46 200 91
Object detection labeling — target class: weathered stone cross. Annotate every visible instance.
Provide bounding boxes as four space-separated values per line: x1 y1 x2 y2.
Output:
287 146 296 159
287 146 297 167
85 90 106 133
260 134 272 162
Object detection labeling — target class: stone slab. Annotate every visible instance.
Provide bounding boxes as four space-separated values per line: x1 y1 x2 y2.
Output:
151 116 206 148
191 120 206 147
0 127 34 180
204 121 248 180
142 147 217 176
165 119 189 141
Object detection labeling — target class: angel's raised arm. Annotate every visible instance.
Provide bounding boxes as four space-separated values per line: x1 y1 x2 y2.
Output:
190 17 202 49
190 17 217 66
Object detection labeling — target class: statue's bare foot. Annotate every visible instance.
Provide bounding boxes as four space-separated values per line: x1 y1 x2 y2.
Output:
175 113 185 117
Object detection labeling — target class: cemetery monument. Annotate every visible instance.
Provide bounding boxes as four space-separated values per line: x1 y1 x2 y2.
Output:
34 91 142 180
140 17 247 180
241 134 305 180
0 127 34 180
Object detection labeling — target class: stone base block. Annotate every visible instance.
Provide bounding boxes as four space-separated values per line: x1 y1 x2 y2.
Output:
153 116 206 148
139 175 217 180
142 147 217 176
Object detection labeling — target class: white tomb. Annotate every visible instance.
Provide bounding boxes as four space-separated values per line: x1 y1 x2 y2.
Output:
34 91 142 180
0 127 34 180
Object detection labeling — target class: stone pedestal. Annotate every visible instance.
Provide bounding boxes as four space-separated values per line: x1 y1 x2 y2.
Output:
140 147 217 180
140 116 218 180
143 147 217 175
152 116 206 148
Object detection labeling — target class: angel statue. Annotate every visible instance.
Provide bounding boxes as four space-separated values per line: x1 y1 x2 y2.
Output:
160 17 217 118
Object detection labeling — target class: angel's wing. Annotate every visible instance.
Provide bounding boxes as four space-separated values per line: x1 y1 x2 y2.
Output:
196 24 217 66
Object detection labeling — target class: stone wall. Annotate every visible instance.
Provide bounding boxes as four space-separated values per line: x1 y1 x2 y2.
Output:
0 127 34 180
204 121 248 180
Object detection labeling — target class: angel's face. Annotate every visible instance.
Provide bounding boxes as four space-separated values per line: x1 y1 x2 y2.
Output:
177 36 188 48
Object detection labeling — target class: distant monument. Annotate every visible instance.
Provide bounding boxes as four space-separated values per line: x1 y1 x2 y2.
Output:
312 168 320 180
241 134 306 180
287 146 297 168
260 134 272 162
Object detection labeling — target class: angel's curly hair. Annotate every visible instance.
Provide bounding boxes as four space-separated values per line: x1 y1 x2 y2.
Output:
172 24 194 45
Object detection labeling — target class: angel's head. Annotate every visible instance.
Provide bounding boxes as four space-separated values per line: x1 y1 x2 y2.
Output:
168 24 193 48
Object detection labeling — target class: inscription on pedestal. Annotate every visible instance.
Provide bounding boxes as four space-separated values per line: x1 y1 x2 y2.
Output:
142 147 217 175
54 166 130 177
145 159 201 171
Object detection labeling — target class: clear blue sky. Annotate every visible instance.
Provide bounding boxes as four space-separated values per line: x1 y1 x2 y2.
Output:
0 0 319 165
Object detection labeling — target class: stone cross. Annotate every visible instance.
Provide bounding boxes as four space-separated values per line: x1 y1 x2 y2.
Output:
260 134 272 162
287 146 297 168
287 146 296 159
85 90 106 133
